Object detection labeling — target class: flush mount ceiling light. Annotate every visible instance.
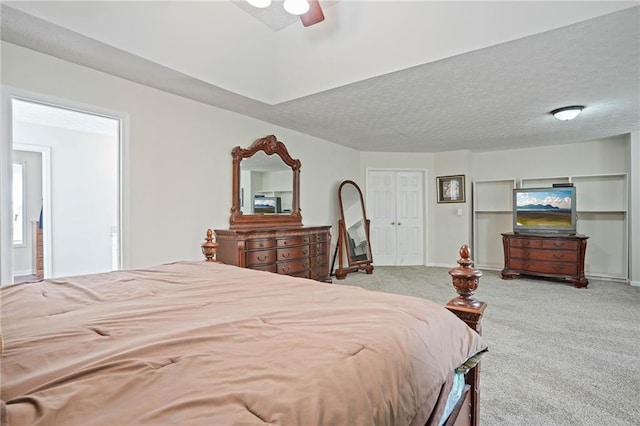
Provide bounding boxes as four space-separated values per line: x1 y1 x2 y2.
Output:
550 105 585 121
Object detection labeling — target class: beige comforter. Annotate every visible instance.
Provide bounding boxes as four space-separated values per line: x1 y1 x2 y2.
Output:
1 261 487 425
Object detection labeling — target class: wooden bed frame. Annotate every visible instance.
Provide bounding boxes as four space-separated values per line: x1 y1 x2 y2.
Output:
442 245 486 426
204 233 486 426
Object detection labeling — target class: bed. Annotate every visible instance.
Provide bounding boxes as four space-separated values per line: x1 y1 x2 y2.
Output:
1 249 487 426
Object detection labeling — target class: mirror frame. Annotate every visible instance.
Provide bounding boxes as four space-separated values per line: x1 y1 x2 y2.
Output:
229 135 302 229
334 180 374 279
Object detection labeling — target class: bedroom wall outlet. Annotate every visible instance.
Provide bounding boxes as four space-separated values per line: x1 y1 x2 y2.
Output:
457 208 462 216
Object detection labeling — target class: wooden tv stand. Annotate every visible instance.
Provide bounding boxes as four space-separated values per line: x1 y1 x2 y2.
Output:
501 232 588 288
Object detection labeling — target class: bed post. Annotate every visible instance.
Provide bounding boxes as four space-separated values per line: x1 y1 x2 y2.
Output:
445 245 486 426
201 229 221 262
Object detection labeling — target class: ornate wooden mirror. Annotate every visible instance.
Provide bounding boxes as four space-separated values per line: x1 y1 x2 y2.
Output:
333 180 374 279
229 135 303 229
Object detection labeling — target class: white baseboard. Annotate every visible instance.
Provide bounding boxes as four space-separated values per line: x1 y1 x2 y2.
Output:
631 280 640 287
13 269 33 277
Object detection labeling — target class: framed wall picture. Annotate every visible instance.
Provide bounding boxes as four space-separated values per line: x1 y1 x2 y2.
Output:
437 174 466 203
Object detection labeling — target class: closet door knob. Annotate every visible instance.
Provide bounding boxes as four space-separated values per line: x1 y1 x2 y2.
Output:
391 222 395 225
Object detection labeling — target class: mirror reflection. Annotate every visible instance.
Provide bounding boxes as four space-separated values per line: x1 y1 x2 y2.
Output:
240 151 293 215
334 180 374 279
341 183 370 261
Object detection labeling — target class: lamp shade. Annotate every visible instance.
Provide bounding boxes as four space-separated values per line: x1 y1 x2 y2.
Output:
284 0 310 15
551 106 584 121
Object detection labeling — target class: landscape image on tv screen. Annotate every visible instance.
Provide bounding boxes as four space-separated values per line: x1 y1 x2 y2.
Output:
515 190 573 227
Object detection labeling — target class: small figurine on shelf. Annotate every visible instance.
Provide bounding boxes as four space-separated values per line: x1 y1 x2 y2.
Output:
201 229 221 262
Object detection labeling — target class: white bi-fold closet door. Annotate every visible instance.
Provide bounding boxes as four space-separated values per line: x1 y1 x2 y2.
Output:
367 170 424 265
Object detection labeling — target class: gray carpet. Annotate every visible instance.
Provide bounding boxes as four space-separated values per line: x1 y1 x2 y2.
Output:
336 266 640 426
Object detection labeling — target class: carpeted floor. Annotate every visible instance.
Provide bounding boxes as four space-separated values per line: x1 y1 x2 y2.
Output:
337 266 640 426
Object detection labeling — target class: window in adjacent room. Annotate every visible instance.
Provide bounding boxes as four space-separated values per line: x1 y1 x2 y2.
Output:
12 162 26 247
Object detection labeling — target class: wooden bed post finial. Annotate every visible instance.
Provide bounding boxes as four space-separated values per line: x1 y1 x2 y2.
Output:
445 245 487 426
201 229 220 262
448 244 483 308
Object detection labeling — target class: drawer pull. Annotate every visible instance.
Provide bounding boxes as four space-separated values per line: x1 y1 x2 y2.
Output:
282 252 290 258
257 255 268 262
520 249 529 256
552 265 564 272
259 242 264 247
303 249 308 255
522 241 530 247
553 242 564 248
552 254 565 259
282 266 290 273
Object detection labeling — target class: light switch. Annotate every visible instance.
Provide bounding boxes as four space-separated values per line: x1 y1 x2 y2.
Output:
457 208 463 216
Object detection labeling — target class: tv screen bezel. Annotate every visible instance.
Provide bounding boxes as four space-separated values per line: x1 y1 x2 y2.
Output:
512 186 577 235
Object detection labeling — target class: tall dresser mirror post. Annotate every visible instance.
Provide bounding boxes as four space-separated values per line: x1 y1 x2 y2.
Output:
214 135 332 283
333 180 374 280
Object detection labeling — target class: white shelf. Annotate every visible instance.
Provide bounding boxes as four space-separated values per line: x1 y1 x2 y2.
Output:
473 174 628 281
472 179 516 269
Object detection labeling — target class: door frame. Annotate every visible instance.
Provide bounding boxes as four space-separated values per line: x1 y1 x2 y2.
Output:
13 143 52 278
1 85 129 285
366 168 429 266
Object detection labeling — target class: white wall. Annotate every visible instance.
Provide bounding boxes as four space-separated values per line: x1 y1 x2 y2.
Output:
472 136 629 179
1 41 360 282
432 150 473 267
11 150 42 275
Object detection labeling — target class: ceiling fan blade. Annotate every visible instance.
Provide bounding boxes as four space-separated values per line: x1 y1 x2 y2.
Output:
300 0 325 27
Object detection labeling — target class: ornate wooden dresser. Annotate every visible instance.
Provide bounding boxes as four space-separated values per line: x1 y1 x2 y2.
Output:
215 226 331 283
501 232 588 288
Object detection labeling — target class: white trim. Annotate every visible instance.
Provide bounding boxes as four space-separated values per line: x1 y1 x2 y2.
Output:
631 280 640 287
11 161 27 247
1 87 15 285
0 85 129 283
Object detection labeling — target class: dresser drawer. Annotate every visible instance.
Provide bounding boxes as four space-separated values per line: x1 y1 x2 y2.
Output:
310 232 328 243
542 239 578 250
249 264 277 273
277 246 310 261
309 242 327 256
277 237 310 247
277 260 309 275
509 248 578 263
309 254 327 268
246 249 276 266
509 238 542 249
246 239 276 250
510 260 577 275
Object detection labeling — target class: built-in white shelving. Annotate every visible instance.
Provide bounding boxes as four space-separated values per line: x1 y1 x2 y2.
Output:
472 179 516 269
473 174 629 281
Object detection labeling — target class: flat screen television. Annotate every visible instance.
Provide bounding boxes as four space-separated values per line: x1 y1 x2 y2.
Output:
253 196 281 214
513 186 577 235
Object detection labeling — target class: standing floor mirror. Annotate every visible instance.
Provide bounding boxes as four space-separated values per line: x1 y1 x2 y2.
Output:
333 180 374 279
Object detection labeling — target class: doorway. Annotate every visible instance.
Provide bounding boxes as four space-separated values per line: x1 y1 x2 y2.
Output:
9 98 121 282
366 169 425 265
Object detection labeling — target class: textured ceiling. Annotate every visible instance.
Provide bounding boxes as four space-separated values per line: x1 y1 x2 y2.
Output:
1 2 638 153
